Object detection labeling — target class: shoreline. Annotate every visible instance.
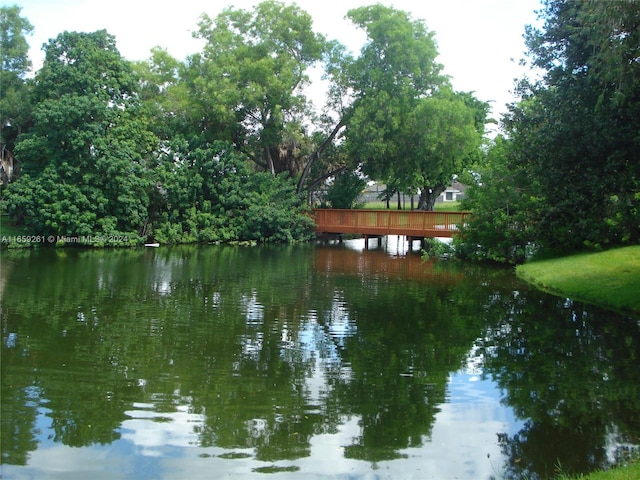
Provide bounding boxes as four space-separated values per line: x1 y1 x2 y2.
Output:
516 246 640 317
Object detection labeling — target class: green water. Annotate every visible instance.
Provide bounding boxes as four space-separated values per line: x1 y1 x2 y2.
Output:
1 241 639 479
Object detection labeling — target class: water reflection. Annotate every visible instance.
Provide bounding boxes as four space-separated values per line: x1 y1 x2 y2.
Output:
1 244 638 479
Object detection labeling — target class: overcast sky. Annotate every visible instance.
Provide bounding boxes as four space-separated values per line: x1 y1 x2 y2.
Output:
11 0 543 121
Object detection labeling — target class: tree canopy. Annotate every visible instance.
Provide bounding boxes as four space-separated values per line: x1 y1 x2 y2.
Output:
458 0 640 262
187 0 328 175
0 1 540 248
333 5 488 210
4 30 155 240
0 5 33 152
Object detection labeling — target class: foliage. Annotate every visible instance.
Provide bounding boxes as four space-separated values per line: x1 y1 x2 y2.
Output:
2 30 155 243
455 135 538 264
0 5 33 150
460 0 640 260
400 90 488 210
333 5 487 210
2 24 314 246
1 2 494 247
131 47 187 142
150 140 315 244
322 169 366 209
187 0 328 176
338 5 441 197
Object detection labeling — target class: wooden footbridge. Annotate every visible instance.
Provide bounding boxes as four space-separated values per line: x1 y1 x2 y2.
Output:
313 209 470 244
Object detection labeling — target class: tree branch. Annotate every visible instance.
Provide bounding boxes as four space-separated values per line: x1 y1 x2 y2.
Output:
296 113 349 194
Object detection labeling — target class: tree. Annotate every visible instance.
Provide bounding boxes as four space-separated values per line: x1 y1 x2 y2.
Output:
3 30 157 241
460 0 640 260
400 90 488 210
186 0 328 176
331 5 486 210
0 5 33 163
515 0 640 249
339 5 443 197
322 169 366 209
132 47 187 142
300 4 449 200
455 135 538 264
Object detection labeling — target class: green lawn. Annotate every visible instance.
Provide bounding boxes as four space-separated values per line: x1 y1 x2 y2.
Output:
556 461 640 480
516 245 640 315
361 201 461 211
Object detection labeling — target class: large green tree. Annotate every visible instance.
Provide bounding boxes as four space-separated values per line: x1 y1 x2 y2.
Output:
0 5 33 156
461 0 640 260
185 0 328 176
518 0 640 248
3 30 157 241
331 5 486 210
150 139 315 244
132 46 188 143
399 90 488 210
338 4 443 202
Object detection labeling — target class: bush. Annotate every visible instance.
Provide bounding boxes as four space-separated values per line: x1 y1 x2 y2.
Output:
150 141 315 244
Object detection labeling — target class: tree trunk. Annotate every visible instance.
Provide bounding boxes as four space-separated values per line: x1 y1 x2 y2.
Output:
296 117 347 194
418 184 446 210
264 146 276 175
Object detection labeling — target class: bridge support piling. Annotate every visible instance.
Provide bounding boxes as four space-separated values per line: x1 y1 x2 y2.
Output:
407 236 425 251
364 235 382 250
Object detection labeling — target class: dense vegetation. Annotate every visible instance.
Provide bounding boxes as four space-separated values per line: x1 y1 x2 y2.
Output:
0 2 486 246
456 0 640 263
1 0 638 255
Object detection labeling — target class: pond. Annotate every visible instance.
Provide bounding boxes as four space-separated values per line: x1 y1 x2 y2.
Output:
1 239 639 479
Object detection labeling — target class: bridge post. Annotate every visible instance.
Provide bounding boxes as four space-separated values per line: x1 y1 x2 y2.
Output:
364 235 382 250
407 236 417 251
364 235 375 250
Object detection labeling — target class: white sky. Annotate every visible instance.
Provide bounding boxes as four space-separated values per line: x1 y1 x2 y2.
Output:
10 0 543 121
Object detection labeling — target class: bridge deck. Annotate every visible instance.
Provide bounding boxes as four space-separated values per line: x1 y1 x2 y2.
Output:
313 209 470 238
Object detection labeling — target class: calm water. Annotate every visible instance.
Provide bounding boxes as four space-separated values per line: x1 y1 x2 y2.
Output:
1 239 639 479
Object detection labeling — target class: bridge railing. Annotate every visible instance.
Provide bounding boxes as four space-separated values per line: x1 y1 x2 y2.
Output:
313 209 471 238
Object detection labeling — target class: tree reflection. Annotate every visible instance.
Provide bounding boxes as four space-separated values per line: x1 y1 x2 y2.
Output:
1 245 638 477
479 295 640 478
325 271 485 461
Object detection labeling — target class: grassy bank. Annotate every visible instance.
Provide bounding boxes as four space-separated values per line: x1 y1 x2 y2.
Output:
517 247 640 478
556 461 640 480
516 245 640 315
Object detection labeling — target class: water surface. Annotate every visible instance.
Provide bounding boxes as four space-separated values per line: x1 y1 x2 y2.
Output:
2 240 639 479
